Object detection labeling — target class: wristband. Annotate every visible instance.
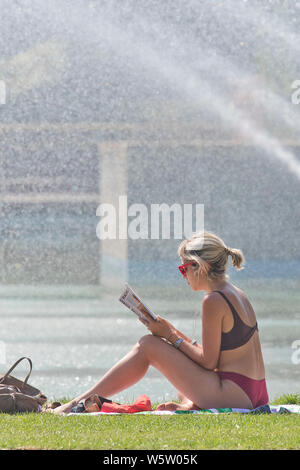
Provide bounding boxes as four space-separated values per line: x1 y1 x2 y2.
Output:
173 338 184 349
192 339 198 345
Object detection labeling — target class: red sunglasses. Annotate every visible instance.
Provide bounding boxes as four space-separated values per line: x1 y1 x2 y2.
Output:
178 262 196 277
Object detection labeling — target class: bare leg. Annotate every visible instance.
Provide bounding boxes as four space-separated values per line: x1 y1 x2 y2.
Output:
49 334 253 414
48 337 150 414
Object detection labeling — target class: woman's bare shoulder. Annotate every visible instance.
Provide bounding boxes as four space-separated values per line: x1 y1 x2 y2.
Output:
233 284 256 316
202 291 223 301
202 291 227 309
232 284 248 300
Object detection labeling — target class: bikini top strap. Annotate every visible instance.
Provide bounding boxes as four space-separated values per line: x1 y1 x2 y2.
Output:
212 290 238 315
213 290 258 331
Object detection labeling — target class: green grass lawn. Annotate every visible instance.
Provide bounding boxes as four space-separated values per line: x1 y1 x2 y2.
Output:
0 396 299 450
0 413 299 450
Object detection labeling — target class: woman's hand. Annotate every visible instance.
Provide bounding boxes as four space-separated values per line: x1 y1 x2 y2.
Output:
136 302 176 341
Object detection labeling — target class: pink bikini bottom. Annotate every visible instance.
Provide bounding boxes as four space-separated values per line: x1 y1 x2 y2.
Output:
217 371 269 409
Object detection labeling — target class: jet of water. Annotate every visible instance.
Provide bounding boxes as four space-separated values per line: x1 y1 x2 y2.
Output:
52 1 300 180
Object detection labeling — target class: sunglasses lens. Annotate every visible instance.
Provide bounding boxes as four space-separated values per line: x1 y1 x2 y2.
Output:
179 266 186 276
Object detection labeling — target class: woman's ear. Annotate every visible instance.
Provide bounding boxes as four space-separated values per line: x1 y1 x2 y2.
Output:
194 264 202 278
198 262 209 278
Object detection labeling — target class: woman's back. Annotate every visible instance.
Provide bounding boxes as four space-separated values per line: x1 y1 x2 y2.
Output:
215 284 266 380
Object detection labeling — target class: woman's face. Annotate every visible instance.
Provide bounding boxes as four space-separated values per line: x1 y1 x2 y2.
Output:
182 260 202 291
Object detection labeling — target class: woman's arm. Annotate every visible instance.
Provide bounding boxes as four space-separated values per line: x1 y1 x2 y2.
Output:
166 330 206 362
140 294 223 370
137 302 200 346
174 294 223 370
159 318 200 347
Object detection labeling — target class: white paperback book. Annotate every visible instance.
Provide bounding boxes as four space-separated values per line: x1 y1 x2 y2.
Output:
119 283 157 322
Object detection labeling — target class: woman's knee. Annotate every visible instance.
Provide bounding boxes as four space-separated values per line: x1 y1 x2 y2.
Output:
138 334 158 348
137 334 163 356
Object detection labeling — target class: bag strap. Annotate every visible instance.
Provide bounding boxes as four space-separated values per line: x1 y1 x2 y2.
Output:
0 357 32 391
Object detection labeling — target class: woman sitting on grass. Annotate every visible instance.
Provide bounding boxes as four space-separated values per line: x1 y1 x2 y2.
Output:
50 231 269 414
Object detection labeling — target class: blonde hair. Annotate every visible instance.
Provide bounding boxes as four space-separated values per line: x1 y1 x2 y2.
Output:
178 231 245 281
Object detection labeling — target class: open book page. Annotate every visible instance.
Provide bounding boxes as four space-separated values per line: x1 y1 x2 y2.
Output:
119 284 157 322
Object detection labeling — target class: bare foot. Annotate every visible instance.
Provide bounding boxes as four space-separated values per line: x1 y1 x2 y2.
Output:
156 402 179 411
43 402 75 415
156 401 199 411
